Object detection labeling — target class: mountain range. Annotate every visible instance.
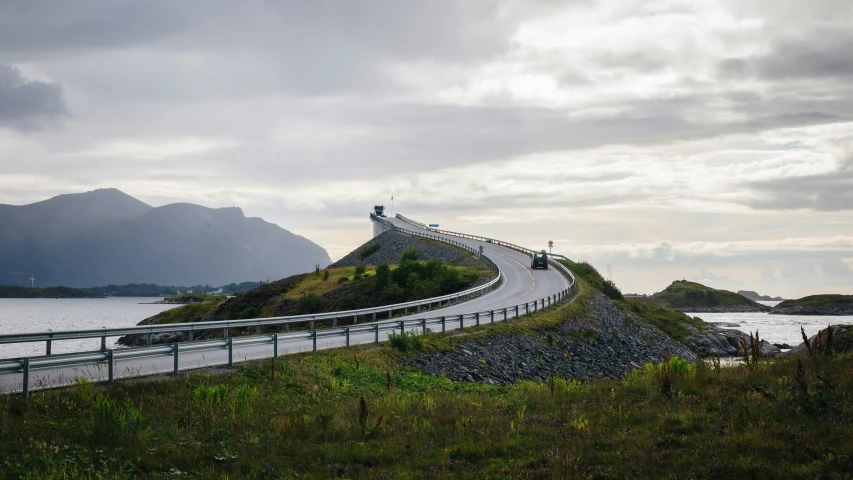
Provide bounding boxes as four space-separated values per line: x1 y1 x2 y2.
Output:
0 189 331 288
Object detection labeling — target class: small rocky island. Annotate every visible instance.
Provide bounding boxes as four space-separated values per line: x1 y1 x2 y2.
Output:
737 290 784 301
0 285 103 299
770 294 853 315
642 280 771 313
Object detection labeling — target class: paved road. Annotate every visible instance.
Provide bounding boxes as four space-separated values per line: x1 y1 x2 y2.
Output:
1 217 570 394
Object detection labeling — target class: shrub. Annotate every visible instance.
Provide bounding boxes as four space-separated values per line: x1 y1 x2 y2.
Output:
237 306 260 319
337 277 349 284
375 263 390 290
400 246 419 262
322 270 330 281
383 283 406 302
354 265 367 276
298 292 322 314
359 243 381 259
388 329 424 353
601 279 623 301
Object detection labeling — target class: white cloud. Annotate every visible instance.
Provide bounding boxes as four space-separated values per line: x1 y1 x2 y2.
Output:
76 137 239 161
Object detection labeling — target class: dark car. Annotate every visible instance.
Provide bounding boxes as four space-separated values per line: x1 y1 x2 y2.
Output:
531 251 548 270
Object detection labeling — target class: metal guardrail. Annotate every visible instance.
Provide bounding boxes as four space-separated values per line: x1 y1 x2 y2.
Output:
2 213 576 398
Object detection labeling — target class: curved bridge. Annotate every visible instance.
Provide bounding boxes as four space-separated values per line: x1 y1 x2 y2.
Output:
0 214 576 396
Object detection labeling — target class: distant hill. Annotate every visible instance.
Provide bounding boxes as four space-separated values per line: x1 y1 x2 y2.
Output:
737 290 785 302
771 294 853 315
0 285 102 299
0 189 331 288
644 280 771 313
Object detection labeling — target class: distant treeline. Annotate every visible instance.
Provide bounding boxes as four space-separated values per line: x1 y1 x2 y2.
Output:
87 281 262 297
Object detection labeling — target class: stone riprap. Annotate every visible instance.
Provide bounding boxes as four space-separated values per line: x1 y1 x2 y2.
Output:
330 231 473 268
770 304 853 316
683 322 781 357
406 289 697 385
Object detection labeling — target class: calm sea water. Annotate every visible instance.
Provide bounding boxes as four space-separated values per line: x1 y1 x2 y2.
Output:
0 297 178 359
695 301 853 347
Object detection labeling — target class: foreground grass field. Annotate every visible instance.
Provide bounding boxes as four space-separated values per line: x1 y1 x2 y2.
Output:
1 330 851 478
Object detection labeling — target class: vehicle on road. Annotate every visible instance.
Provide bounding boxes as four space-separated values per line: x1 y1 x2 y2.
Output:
374 205 386 217
531 250 549 270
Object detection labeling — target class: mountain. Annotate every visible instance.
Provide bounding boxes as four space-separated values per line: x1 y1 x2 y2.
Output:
0 189 331 287
737 290 785 302
645 280 771 312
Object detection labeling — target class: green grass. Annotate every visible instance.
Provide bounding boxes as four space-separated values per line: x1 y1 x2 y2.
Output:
648 280 761 309
614 298 706 341
145 302 222 325
776 294 853 309
556 259 622 300
3 332 851 478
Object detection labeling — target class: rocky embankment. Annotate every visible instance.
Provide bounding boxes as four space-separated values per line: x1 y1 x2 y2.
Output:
782 325 853 356
406 289 697 385
677 305 770 313
647 280 771 313
330 231 471 267
682 322 780 357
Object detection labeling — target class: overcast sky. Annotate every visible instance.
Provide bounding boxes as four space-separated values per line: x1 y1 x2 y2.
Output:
1 0 852 297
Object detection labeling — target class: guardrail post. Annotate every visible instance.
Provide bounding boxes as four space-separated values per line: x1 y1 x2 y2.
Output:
459 314 464 329
515 305 519 319
441 316 446 333
374 324 379 344
227 338 233 366
354 315 358 325
256 325 261 335
147 332 152 346
189 328 194 342
273 333 278 358
346 327 350 347
373 312 377 322
100 328 107 352
399 321 404 335
107 349 114 383
173 343 179 375
310 320 315 330
417 304 421 313
21 357 29 400
503 308 507 321
476 312 480 326
312 330 317 352
224 327 229 339
46 330 53 356
421 318 427 335
490 310 494 324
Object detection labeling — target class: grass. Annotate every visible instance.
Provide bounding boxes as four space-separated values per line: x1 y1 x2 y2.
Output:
646 280 761 309
145 302 222 325
556 259 622 300
614 298 706 341
283 266 379 301
776 294 853 309
3 329 852 478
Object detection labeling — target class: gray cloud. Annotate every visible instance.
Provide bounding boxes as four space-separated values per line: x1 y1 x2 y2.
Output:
0 65 67 130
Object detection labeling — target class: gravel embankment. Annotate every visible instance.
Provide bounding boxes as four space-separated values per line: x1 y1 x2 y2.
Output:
406 289 697 385
330 231 472 267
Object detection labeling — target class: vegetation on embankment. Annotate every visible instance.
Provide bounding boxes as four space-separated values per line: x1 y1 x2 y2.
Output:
131 247 493 330
772 294 853 315
3 330 852 478
0 285 102 299
641 280 770 312
557 258 623 301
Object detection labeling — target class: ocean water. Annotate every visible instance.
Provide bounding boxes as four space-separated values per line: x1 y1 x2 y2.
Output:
693 301 853 347
0 297 178 359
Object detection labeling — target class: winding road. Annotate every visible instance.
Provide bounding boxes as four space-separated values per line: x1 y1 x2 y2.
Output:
0 216 571 394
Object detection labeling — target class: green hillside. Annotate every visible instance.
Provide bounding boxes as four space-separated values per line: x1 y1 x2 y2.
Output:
0 285 102 299
647 280 765 310
775 294 853 309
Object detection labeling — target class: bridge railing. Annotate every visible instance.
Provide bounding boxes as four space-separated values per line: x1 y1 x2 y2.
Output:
0 214 501 355
1 213 578 398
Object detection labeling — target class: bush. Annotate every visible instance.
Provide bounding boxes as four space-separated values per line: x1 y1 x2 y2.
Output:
602 279 623 301
383 283 406 302
354 265 367 276
322 270 330 281
298 293 322 314
359 243 381 259
375 264 390 290
338 277 349 284
237 307 260 319
388 329 424 353
400 246 419 262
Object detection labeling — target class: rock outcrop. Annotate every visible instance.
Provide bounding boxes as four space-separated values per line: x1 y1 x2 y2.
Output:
683 322 781 357
330 231 473 268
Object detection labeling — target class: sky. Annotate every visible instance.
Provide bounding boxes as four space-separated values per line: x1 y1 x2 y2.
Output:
1 0 851 298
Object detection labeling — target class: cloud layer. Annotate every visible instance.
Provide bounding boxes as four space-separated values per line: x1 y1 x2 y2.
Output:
1 0 852 296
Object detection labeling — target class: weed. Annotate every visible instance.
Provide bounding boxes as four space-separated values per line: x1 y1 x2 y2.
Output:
388 329 424 353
